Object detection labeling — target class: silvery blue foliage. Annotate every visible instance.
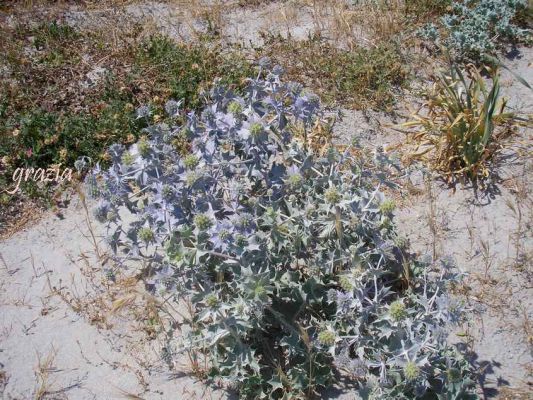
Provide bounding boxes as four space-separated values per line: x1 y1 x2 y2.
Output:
74 156 91 173
419 0 530 61
87 66 476 399
164 99 183 118
135 104 151 119
418 23 440 43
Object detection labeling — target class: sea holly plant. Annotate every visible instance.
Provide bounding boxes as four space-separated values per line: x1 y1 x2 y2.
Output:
418 0 531 62
86 64 477 399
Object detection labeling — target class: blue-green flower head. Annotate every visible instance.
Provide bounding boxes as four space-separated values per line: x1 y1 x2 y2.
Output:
404 362 420 380
138 227 155 243
317 329 336 346
325 186 342 204
194 213 213 231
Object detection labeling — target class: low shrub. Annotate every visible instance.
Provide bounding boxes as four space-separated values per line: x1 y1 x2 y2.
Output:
0 22 253 222
88 64 476 399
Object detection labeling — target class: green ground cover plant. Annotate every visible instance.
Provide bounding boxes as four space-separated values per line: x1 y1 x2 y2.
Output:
134 35 254 110
259 35 408 110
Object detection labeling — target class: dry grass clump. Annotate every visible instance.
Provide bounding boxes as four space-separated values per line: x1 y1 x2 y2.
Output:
291 0 450 50
33 348 59 400
403 64 528 183
308 0 407 48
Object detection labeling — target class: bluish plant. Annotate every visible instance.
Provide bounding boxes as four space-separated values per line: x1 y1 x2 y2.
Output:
418 0 530 62
87 64 477 399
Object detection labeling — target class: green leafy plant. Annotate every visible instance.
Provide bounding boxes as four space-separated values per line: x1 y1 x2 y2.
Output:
404 64 523 181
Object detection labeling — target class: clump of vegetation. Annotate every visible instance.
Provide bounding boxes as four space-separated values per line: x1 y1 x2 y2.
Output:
404 64 523 182
134 35 253 110
418 0 531 62
260 35 408 109
89 66 476 399
0 21 252 225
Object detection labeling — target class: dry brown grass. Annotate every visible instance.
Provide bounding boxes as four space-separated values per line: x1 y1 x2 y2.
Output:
33 348 59 400
309 0 407 49
0 368 7 397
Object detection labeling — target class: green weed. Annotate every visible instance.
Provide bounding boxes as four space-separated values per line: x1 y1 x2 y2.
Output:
134 35 253 109
32 21 80 49
260 35 408 109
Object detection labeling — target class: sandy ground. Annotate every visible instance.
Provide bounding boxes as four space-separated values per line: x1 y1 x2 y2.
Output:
0 194 236 399
61 1 313 44
61 1 365 48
